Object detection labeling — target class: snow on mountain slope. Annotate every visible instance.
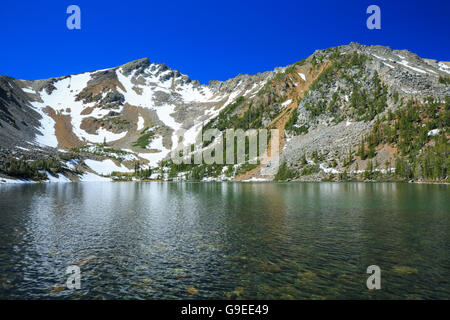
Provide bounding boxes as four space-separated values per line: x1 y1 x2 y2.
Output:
84 159 133 175
27 71 129 146
12 57 274 176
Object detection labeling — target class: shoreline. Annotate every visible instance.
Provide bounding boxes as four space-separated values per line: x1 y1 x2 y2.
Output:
1 177 449 185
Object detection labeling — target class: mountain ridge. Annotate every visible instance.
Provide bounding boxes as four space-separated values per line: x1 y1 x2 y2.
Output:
0 42 448 183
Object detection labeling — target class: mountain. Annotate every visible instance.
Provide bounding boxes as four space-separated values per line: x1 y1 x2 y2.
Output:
0 42 449 183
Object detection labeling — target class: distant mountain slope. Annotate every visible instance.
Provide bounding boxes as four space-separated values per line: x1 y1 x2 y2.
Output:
0 42 448 183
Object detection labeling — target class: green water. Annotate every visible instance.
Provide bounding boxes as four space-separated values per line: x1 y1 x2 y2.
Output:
0 182 448 299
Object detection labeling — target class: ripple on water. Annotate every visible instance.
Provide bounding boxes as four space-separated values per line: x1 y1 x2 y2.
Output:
0 182 448 299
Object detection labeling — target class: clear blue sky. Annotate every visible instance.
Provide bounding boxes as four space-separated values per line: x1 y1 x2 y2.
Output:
1 0 449 84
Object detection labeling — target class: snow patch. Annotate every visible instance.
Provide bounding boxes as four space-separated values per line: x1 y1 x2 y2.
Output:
45 172 71 183
79 172 111 182
0 178 36 184
138 151 169 167
84 159 133 175
138 135 170 166
398 59 427 74
438 62 450 74
371 54 386 61
137 115 145 131
319 163 339 174
33 110 58 148
428 129 441 136
22 87 35 94
282 99 292 107
242 177 269 182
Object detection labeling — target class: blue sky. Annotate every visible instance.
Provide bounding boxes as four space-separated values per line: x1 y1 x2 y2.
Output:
1 0 449 83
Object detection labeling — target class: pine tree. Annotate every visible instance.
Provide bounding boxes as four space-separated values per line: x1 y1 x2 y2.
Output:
358 138 366 160
300 153 307 165
312 151 318 163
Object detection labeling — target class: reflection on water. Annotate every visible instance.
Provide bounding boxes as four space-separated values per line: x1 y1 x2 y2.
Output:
0 182 448 299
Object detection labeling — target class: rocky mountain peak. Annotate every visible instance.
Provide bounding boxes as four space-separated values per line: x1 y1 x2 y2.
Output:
120 57 150 76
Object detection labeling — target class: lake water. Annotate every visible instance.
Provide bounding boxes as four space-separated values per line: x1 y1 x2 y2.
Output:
0 182 448 299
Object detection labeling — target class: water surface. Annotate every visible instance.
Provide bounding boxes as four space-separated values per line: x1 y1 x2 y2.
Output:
0 182 448 299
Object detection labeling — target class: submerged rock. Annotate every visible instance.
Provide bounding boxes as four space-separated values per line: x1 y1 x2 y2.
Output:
233 286 245 297
71 255 97 266
187 286 199 295
393 266 418 275
49 285 66 293
298 270 317 280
